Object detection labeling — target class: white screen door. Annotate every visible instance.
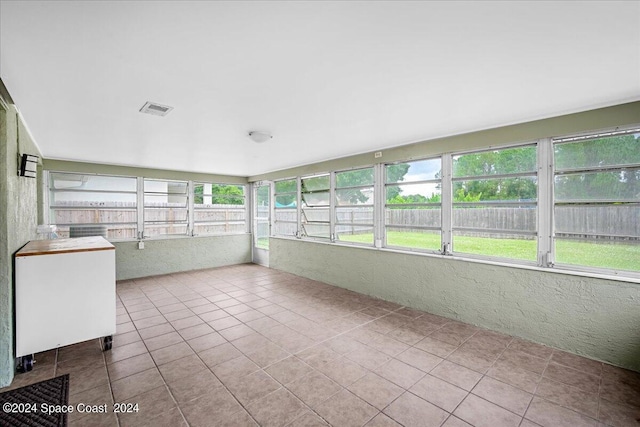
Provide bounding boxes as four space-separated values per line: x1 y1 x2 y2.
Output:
253 183 271 266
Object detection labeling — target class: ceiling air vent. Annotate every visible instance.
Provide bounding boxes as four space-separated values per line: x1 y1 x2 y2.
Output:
139 101 173 116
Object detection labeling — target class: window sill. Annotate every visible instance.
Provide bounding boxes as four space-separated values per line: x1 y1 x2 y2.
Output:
270 235 640 284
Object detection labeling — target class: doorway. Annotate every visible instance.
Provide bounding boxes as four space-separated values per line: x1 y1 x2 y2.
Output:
252 183 271 266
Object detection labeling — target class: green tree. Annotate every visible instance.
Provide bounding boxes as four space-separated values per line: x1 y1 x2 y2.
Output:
194 184 244 205
554 134 640 201
452 146 537 201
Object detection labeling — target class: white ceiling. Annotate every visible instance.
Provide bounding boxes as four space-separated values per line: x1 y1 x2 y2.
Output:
1 1 639 177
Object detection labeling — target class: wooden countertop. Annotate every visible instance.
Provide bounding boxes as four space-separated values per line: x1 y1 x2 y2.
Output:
16 236 115 257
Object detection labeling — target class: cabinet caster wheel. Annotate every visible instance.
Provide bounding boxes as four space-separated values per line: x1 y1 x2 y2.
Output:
18 355 35 373
102 336 113 351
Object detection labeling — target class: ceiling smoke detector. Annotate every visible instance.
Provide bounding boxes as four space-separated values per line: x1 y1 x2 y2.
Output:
140 101 173 116
248 131 272 143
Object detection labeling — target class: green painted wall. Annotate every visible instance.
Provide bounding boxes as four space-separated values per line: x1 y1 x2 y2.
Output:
114 234 252 280
271 238 640 371
0 102 41 387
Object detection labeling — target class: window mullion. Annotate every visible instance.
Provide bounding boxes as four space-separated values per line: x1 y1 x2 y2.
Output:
441 153 452 254
537 138 553 267
296 176 302 238
374 163 385 248
136 177 144 239
330 172 336 242
188 181 195 236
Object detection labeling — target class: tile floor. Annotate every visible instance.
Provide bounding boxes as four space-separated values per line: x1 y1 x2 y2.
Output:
2 264 639 427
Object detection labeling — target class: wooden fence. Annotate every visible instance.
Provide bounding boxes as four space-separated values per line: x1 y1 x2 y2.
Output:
272 206 639 240
52 202 245 239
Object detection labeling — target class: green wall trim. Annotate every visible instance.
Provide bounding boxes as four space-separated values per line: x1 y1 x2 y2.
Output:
114 234 252 280
249 100 640 182
270 237 640 372
43 159 248 184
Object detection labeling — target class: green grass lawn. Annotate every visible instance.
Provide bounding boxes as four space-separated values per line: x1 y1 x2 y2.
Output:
339 231 640 272
256 237 269 250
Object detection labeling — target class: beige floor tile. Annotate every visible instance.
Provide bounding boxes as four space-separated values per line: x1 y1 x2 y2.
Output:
265 356 315 385
430 360 482 391
524 397 597 427
414 336 458 358
486 359 542 394
211 354 261 382
551 350 603 377
167 370 223 404
199 342 243 367
410 374 468 412
180 388 243 427
225 369 282 405
247 387 309 427
157 354 207 383
186 331 226 352
348 372 404 410
105 341 149 365
150 341 195 366
345 344 393 370
143 331 184 351
375 358 425 389
111 367 164 401
317 356 369 387
286 411 329 426
535 377 598 418
441 416 473 427
287 371 343 409
365 413 402 426
383 391 449 427
598 398 640 427
137 323 175 340
454 394 521 427
296 344 341 370
118 385 177 426
471 376 532 416
315 389 378 427
13 266 623 427
543 362 600 394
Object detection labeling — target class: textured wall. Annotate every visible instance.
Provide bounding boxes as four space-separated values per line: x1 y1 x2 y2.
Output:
271 238 640 372
0 105 41 387
114 234 252 280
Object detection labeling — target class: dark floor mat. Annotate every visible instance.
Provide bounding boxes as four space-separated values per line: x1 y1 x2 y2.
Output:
0 374 70 427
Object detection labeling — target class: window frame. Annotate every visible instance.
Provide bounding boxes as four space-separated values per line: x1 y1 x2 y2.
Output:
142 178 190 238
192 182 248 237
450 142 539 264
273 177 299 237
46 170 248 242
47 171 138 241
300 173 332 241
334 165 376 247
383 156 443 254
550 126 640 278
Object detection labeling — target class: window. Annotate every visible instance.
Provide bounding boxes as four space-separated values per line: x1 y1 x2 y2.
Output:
193 183 246 235
143 179 188 237
274 179 297 236
49 172 137 239
335 167 375 245
385 158 442 251
553 129 640 272
452 145 538 261
301 174 330 239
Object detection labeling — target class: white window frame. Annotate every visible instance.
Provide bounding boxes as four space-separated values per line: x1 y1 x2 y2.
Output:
47 171 138 241
383 156 443 254
192 182 247 236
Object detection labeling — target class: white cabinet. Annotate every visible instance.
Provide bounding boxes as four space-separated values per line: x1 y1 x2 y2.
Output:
15 236 116 371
